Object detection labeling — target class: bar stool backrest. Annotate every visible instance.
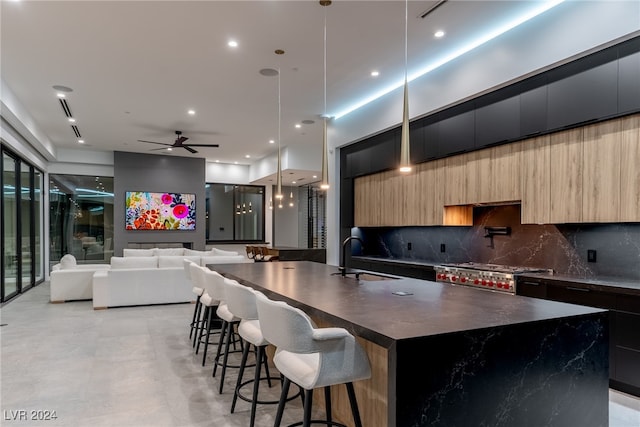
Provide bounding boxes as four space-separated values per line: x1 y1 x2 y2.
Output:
202 268 226 302
224 279 258 321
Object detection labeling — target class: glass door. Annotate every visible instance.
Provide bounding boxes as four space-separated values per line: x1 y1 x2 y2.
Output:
20 162 33 291
2 151 19 300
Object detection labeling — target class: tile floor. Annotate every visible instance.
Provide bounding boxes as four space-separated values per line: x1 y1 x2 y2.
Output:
1 283 639 427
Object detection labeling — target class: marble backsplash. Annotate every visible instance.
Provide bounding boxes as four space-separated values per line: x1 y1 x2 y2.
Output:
352 205 640 280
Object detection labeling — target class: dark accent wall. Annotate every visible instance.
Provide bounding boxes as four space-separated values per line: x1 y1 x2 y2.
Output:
353 205 640 280
113 151 206 255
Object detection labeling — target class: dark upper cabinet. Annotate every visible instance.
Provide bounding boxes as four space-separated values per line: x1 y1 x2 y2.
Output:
437 109 475 156
409 121 425 164
619 50 640 114
475 95 521 147
547 59 619 130
370 129 398 173
345 150 370 177
520 77 548 136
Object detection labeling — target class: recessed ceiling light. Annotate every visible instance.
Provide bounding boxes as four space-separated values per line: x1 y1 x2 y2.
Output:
167 147 172 151
187 109 196 115
228 40 238 48
78 139 85 144
434 30 445 38
295 124 301 129
313 175 318 179
56 93 66 98
68 118 76 123
292 181 297 184
215 160 220 163
234 161 238 164
245 155 251 158
301 119 315 125
371 70 380 77
269 139 275 144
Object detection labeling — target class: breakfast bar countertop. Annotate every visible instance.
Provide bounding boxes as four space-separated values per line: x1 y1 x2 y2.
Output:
210 261 603 347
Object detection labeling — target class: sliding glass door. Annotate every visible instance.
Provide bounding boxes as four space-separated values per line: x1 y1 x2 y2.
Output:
2 151 19 300
1 146 44 302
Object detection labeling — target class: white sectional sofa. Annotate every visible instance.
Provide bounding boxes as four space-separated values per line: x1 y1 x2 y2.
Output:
50 254 111 302
91 247 250 309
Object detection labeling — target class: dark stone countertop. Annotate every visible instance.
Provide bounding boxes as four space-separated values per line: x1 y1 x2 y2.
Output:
519 272 640 295
352 255 439 268
210 261 604 348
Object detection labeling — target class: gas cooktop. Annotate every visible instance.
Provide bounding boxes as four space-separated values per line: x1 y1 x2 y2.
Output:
434 263 553 294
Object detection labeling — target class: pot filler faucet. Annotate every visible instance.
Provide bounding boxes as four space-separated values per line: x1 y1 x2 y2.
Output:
338 236 364 277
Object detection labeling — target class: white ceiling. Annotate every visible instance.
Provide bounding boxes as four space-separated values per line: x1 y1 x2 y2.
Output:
2 1 564 170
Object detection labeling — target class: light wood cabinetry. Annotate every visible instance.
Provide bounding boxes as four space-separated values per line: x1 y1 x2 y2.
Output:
549 128 583 223
582 120 622 222
620 114 640 222
353 113 640 227
521 135 551 224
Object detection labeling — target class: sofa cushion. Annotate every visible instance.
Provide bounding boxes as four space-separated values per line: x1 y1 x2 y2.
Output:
184 248 213 256
153 247 185 256
158 255 200 268
123 248 155 257
211 247 240 256
60 254 77 269
111 256 158 269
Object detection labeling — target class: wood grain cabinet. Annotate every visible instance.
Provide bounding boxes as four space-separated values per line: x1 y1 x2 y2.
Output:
549 127 583 223
521 135 551 224
620 114 640 221
582 120 622 222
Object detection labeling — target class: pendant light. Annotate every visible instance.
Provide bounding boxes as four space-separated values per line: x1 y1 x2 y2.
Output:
320 0 331 190
399 0 412 173
275 63 284 200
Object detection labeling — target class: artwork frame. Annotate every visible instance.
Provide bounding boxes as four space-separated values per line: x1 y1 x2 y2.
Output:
125 191 196 230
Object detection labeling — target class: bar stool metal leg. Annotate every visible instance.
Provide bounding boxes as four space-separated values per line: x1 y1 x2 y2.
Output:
346 382 363 427
324 386 332 424
302 389 313 427
274 377 291 427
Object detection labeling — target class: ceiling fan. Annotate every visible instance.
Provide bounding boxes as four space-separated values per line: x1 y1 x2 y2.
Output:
137 130 219 154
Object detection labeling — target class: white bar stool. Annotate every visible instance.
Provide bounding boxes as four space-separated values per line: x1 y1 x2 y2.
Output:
184 259 204 346
255 291 372 427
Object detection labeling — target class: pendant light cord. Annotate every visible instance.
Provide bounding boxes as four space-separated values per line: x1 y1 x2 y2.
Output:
324 5 327 118
405 0 408 83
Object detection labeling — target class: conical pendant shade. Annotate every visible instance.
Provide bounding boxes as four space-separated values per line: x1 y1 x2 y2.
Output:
320 118 330 189
399 79 411 173
399 0 411 174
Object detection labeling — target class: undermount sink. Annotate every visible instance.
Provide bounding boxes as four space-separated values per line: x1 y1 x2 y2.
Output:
356 273 398 281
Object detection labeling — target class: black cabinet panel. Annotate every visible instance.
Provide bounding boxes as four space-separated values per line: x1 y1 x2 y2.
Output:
409 121 425 164
516 278 548 298
619 51 640 113
475 95 521 147
346 149 371 177
438 110 475 156
340 178 354 227
615 347 640 389
520 84 548 136
617 293 640 314
423 121 439 159
547 61 619 130
615 312 640 350
546 283 617 309
370 130 398 173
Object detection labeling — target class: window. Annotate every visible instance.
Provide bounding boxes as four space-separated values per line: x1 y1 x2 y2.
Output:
49 175 114 264
206 184 264 242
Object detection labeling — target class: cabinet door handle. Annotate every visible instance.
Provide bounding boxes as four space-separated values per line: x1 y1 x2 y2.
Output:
566 286 590 292
521 281 541 286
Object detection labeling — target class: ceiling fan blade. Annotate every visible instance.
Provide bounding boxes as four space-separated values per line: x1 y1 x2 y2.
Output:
149 147 171 151
137 140 172 146
176 136 189 145
183 146 198 154
182 144 220 148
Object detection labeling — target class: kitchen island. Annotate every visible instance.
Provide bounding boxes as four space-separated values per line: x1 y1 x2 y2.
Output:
210 261 609 427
